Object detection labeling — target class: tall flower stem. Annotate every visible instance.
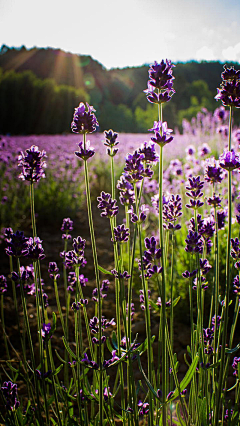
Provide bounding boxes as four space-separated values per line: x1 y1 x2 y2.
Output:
214 105 233 426
83 132 103 425
1 293 10 359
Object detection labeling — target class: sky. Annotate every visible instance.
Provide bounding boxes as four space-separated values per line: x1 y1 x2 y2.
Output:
1 0 240 69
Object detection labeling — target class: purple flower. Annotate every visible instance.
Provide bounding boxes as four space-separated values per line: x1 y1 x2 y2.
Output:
26 237 45 261
117 175 135 206
138 142 159 163
1 381 20 412
48 262 60 280
81 353 99 369
185 176 204 210
207 194 222 207
112 224 130 243
232 356 240 376
203 328 214 354
145 59 175 104
111 269 131 280
5 230 29 258
219 149 240 171
138 400 150 416
97 192 118 218
185 230 203 254
198 143 211 157
215 65 240 108
71 102 98 134
0 275 7 293
233 275 240 295
163 194 182 231
149 121 174 147
18 145 47 182
61 218 73 232
75 140 95 161
104 129 119 156
204 158 224 184
41 323 52 346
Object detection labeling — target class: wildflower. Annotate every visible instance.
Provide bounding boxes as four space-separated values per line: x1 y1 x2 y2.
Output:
163 194 182 230
112 224 130 243
75 140 95 161
71 102 98 134
48 262 60 280
0 275 7 293
1 381 20 411
26 237 45 261
5 230 29 258
215 65 240 108
41 323 52 345
138 400 150 416
185 230 203 254
117 175 135 206
18 145 47 182
61 217 73 240
204 158 224 184
139 289 151 310
92 280 110 302
198 143 211 157
138 142 159 163
104 129 119 156
232 356 240 376
185 144 196 156
111 269 131 280
144 59 175 104
214 105 228 122
219 150 240 171
97 192 119 218
203 328 214 354
149 121 174 147
207 194 222 207
185 176 204 210
81 353 99 369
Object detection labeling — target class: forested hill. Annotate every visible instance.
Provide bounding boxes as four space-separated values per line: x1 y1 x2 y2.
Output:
0 45 240 134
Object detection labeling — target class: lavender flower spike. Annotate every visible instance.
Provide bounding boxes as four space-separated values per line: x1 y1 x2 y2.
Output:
71 102 98 134
18 145 47 182
97 191 119 218
219 150 240 171
149 121 174 147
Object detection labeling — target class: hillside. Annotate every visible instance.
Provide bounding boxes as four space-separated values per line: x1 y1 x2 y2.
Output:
0 45 240 134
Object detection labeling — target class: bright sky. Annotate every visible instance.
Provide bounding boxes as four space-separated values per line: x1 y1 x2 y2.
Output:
1 0 240 69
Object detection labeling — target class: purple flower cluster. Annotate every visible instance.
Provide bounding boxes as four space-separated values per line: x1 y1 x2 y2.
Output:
112 224 129 243
140 236 162 278
63 236 87 270
204 157 224 184
0 275 7 293
104 129 119 157
5 230 45 261
75 140 95 161
48 262 60 280
162 194 182 230
117 175 135 206
232 356 240 376
219 150 240 171
124 151 153 183
71 102 98 134
149 121 174 147
1 381 20 412
61 217 73 240
18 145 47 183
215 65 240 108
92 280 110 302
185 176 204 210
97 191 119 218
144 59 175 104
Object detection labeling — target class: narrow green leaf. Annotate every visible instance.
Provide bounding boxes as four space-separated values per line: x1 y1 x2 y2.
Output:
47 395 55 406
53 363 63 376
111 331 118 350
167 355 199 403
97 265 112 275
62 337 77 359
137 353 162 401
176 401 187 426
172 296 181 307
226 342 240 354
106 337 114 354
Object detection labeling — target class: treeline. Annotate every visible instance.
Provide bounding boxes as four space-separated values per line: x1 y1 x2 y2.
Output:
0 45 240 134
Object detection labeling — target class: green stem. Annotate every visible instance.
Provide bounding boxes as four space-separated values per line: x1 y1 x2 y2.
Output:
82 133 103 425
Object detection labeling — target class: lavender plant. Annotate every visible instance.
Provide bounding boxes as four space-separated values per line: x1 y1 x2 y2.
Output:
1 62 240 426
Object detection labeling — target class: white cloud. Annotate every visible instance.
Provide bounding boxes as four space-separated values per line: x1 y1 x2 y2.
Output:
222 42 240 61
195 46 216 61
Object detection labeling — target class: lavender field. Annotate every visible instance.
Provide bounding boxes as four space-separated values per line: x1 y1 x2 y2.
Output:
1 62 240 426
